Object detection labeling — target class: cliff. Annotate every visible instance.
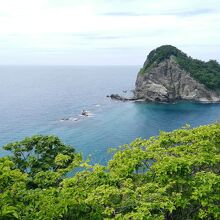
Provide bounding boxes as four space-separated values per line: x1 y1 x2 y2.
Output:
134 45 220 103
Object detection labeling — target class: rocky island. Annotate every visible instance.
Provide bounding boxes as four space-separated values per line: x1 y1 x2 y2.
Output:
109 45 220 103
134 45 220 103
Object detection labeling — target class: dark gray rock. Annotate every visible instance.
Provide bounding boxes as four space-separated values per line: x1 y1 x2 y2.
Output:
107 94 138 102
109 94 127 101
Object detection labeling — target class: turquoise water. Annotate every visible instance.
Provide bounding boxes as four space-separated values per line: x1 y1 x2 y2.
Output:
1 66 220 164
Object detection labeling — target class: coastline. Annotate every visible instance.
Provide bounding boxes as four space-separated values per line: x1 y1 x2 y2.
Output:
108 93 220 104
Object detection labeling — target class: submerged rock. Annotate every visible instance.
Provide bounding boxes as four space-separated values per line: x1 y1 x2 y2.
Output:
60 117 79 122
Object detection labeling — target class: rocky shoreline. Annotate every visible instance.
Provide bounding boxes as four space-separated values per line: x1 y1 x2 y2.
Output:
107 92 220 104
107 94 139 102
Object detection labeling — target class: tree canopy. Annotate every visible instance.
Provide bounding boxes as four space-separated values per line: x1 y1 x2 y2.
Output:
0 124 220 219
3 135 76 175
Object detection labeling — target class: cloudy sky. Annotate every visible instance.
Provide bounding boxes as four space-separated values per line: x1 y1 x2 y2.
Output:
0 0 220 65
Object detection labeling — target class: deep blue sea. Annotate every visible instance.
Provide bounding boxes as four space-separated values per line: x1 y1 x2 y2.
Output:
1 66 220 164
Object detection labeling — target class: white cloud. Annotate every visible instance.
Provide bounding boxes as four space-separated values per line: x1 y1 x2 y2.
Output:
0 0 219 64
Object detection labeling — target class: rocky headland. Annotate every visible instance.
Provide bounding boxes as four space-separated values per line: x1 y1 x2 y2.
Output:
109 45 220 103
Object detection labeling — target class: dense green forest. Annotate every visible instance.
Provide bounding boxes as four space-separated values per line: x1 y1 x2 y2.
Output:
0 124 220 219
140 45 220 90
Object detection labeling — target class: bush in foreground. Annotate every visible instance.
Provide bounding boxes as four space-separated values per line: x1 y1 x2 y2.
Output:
0 124 220 219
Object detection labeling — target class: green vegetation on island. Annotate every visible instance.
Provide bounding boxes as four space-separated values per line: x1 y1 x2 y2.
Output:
0 124 220 219
140 45 220 90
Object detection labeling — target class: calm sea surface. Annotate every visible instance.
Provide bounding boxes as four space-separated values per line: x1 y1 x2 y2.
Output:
1 66 220 164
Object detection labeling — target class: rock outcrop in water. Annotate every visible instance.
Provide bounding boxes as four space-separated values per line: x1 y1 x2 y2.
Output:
134 45 220 103
108 94 137 101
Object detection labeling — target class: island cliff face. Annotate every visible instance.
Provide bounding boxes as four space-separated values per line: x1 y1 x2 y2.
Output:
134 45 220 103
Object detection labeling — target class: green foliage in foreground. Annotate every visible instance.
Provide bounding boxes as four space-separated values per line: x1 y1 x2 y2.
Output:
0 124 220 219
140 45 220 90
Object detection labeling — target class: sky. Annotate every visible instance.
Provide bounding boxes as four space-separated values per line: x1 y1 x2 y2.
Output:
0 0 220 65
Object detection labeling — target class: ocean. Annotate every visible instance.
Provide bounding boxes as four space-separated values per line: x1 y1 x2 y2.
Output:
1 65 220 164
